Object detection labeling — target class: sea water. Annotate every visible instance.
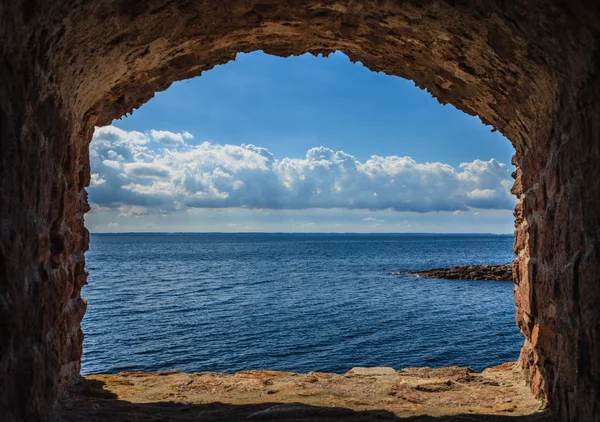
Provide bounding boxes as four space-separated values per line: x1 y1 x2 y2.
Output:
81 233 521 375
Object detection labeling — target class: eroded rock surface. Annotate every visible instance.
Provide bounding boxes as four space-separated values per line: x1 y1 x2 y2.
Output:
412 264 512 281
56 364 551 421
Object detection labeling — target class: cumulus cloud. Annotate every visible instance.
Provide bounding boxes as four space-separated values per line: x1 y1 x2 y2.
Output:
150 129 194 145
88 126 517 213
90 173 106 187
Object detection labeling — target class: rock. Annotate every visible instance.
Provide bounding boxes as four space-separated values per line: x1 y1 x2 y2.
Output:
411 264 512 281
247 404 317 420
398 366 474 381
246 403 356 420
414 380 454 392
345 367 397 376
55 367 549 421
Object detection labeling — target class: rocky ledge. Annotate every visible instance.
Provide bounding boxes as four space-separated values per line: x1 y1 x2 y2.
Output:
412 264 513 281
55 363 550 421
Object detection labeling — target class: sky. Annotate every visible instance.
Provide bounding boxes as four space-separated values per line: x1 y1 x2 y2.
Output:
86 51 517 234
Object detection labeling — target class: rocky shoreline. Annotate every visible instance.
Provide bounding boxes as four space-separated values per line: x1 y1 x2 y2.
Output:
411 264 513 281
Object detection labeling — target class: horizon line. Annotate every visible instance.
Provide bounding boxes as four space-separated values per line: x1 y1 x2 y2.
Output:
89 231 514 235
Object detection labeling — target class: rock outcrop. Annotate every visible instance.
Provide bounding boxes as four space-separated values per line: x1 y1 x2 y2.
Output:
412 264 512 281
55 364 549 421
1 1 600 420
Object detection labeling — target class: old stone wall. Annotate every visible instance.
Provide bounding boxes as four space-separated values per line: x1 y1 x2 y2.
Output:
0 3 90 421
0 1 599 420
514 62 600 419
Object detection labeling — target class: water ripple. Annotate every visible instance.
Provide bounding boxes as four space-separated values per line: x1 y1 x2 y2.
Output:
81 233 521 375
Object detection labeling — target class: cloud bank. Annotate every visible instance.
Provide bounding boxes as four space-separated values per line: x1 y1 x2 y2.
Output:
88 126 516 213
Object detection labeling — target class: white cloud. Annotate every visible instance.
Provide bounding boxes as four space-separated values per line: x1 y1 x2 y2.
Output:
150 129 194 145
85 206 515 234
88 126 517 214
88 203 111 214
468 188 495 198
90 173 106 187
363 217 384 222
117 205 149 217
102 159 121 170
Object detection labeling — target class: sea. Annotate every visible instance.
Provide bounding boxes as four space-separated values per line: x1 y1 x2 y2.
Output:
81 233 521 375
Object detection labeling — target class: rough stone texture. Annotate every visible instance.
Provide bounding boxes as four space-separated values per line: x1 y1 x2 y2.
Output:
55 364 550 421
412 264 512 281
0 1 599 421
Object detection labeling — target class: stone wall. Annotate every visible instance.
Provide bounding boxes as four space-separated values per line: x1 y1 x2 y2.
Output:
514 61 600 419
0 1 598 420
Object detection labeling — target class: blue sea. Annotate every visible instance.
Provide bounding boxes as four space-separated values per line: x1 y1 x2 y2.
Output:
81 233 521 375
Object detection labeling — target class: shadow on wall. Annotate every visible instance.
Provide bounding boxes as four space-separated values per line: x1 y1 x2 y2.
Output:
55 378 554 422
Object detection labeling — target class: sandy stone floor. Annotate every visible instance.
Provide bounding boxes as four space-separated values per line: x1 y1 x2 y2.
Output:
56 362 553 421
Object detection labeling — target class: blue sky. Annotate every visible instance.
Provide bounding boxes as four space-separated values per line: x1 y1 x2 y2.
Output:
86 51 517 233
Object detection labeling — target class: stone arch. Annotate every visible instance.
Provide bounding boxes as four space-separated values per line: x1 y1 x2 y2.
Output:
0 1 599 420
